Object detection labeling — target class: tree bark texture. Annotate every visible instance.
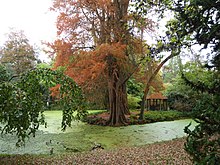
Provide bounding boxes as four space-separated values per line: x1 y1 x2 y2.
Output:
106 55 128 126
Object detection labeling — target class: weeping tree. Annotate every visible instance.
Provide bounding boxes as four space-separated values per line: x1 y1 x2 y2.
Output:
0 68 86 146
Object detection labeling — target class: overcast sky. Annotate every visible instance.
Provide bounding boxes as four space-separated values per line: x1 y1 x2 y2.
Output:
0 1 206 63
0 0 57 61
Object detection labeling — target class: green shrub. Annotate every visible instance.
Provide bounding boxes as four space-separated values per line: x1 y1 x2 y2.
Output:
127 94 141 109
165 76 200 112
144 111 187 122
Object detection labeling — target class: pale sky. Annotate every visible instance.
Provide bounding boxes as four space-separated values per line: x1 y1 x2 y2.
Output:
0 1 208 63
0 1 170 62
0 0 57 61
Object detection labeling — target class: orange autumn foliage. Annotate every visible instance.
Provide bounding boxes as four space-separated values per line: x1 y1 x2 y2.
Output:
50 84 61 98
50 41 131 101
49 0 155 123
65 43 129 88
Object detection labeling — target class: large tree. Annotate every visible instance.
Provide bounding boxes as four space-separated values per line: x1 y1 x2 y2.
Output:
0 30 38 75
50 0 153 125
152 0 220 163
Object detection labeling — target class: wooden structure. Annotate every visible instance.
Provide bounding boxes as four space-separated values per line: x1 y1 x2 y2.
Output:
146 92 168 111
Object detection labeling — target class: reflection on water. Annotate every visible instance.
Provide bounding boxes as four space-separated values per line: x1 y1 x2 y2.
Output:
0 111 197 155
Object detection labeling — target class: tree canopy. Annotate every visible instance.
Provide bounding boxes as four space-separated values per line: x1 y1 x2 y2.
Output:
159 0 220 163
0 30 38 75
135 0 220 163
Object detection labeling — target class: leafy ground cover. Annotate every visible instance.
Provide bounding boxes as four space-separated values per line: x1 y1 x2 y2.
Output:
85 110 190 125
0 138 192 164
0 111 194 164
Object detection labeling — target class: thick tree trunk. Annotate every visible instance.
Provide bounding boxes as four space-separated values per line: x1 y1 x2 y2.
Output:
107 81 128 126
106 55 128 126
104 78 130 115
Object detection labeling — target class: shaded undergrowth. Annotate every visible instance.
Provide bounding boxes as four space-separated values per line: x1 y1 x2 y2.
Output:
85 110 191 126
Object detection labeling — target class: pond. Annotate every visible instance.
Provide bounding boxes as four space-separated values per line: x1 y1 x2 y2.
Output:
0 111 197 155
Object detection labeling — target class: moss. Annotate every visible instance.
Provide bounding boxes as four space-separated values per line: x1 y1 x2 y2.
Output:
0 111 196 155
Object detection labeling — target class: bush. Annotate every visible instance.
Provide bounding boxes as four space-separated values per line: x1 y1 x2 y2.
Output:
144 110 188 123
127 94 141 109
165 77 201 112
171 101 192 112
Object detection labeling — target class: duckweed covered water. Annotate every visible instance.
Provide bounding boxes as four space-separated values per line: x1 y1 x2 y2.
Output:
0 111 197 155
